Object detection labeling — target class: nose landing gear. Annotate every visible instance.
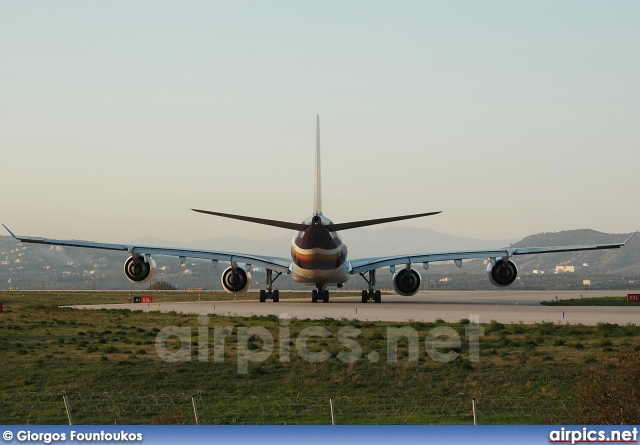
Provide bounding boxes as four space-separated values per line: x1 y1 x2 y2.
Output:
311 285 329 303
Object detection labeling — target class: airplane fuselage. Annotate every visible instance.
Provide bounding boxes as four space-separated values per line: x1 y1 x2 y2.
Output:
290 213 350 286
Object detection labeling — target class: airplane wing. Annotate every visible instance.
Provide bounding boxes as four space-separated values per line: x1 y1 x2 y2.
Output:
2 225 291 274
349 231 638 275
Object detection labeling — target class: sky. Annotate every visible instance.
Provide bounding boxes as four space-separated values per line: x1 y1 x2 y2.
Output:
1 1 638 246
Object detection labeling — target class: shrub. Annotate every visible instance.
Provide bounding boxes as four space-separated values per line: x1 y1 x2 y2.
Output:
148 281 177 290
486 320 505 334
575 348 640 424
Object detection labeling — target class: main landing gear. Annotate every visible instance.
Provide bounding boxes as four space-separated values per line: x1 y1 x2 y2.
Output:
259 269 282 303
311 284 330 303
359 270 381 303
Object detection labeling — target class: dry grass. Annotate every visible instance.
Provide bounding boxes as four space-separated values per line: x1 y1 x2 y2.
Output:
1 291 639 424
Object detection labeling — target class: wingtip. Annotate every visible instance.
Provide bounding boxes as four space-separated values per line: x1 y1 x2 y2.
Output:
624 230 639 244
2 224 17 239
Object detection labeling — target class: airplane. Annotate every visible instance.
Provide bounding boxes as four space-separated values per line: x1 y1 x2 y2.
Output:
3 116 637 303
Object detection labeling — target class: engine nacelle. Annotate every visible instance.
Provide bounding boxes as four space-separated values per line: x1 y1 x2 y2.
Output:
392 267 422 296
124 256 156 284
221 266 252 294
487 258 518 287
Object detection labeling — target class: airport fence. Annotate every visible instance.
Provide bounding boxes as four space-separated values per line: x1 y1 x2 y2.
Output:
0 392 576 425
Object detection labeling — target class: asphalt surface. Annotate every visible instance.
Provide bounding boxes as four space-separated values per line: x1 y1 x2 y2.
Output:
67 290 640 325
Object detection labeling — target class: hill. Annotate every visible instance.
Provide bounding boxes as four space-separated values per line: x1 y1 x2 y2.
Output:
508 229 640 276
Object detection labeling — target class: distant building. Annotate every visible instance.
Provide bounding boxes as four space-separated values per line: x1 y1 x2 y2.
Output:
583 279 591 286
555 265 575 273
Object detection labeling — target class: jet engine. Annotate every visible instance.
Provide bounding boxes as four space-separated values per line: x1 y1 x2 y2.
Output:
392 267 422 296
221 266 252 294
124 256 156 283
487 258 518 287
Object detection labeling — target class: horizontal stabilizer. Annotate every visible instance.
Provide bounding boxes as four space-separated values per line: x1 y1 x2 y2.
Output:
192 209 442 232
191 209 306 231
327 211 442 231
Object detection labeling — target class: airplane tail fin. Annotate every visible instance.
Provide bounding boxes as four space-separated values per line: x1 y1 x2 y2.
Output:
192 115 442 232
314 114 322 215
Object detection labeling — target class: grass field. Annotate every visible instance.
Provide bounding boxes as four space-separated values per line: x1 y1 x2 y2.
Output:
541 296 639 306
0 290 638 425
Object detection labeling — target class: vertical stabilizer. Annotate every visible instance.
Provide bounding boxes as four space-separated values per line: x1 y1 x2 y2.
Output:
314 114 322 215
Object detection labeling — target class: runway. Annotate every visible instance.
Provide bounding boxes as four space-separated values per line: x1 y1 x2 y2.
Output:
67 290 640 325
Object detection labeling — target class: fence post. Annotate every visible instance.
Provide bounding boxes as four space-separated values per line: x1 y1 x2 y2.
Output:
329 398 336 425
471 397 478 425
63 394 73 425
258 397 265 424
192 396 200 425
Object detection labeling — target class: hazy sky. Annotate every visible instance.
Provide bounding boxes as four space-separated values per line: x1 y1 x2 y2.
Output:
1 1 638 246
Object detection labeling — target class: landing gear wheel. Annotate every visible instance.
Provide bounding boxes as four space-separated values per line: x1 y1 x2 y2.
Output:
311 289 318 303
322 290 329 303
359 270 379 304
263 268 283 303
